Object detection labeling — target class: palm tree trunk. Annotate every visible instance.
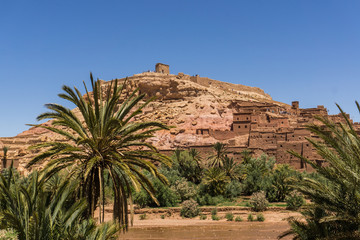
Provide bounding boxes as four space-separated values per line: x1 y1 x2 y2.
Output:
98 167 103 223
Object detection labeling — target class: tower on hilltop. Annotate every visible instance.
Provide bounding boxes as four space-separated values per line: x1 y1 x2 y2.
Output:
155 63 169 74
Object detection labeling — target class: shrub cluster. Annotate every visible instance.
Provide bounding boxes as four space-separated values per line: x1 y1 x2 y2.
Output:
225 212 234 221
249 191 269 212
285 191 305 210
180 199 200 218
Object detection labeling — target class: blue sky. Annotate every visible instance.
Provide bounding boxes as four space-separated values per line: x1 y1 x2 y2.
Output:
1 0 360 137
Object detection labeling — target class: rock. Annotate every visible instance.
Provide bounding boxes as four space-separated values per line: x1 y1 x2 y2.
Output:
177 119 185 124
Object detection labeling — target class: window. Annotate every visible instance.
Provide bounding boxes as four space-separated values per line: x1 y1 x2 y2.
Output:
238 126 240 128
245 125 247 128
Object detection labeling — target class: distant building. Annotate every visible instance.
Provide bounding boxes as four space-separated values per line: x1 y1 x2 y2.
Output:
155 63 169 74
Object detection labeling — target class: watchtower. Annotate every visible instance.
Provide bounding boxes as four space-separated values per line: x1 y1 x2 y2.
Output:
155 63 169 74
292 101 299 110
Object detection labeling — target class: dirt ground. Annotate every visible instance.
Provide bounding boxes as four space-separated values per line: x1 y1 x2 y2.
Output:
98 206 301 240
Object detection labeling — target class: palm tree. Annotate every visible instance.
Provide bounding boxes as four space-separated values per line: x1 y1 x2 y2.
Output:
222 156 239 180
189 148 201 166
280 102 360 239
26 74 171 230
202 167 230 196
0 165 119 240
208 142 228 168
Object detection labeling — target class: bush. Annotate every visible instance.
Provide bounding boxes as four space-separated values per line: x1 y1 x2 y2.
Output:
286 191 305 210
160 215 165 219
224 180 243 199
211 208 218 216
171 178 198 202
134 177 179 208
199 214 207 220
139 213 147 220
249 191 269 212
235 216 243 222
180 199 200 218
196 185 227 206
247 214 254 222
211 215 220 221
225 212 234 221
0 229 18 240
256 213 265 222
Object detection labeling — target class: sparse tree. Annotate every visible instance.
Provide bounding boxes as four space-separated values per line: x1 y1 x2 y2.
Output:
26 74 171 230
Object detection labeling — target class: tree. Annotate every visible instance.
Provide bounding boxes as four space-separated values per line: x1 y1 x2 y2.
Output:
202 167 230 196
171 149 203 184
0 166 119 240
208 142 228 168
266 164 297 202
240 154 275 195
222 156 239 180
280 103 360 239
26 74 171 230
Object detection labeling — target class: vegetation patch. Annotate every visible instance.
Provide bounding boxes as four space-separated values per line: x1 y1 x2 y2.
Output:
180 199 200 218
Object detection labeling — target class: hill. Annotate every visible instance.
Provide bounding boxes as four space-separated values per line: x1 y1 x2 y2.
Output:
0 63 356 173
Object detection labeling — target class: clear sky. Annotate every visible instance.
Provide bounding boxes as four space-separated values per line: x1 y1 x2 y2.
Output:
1 0 360 137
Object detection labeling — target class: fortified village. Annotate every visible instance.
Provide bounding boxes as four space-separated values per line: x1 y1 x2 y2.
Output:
1 63 358 173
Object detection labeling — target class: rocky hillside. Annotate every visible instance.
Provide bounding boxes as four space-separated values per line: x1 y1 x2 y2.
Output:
0 66 295 173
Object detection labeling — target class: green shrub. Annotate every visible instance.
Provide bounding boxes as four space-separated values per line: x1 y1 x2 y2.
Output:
199 214 207 220
249 191 269 212
180 199 200 218
225 180 243 199
225 212 234 221
134 177 179 208
256 213 265 222
196 192 227 206
0 229 18 240
139 213 147 220
285 191 305 210
235 216 243 222
171 178 198 202
160 215 165 219
211 215 220 221
211 207 218 216
247 214 254 222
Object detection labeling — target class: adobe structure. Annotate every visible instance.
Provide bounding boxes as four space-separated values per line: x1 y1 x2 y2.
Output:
0 63 358 173
155 63 169 74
